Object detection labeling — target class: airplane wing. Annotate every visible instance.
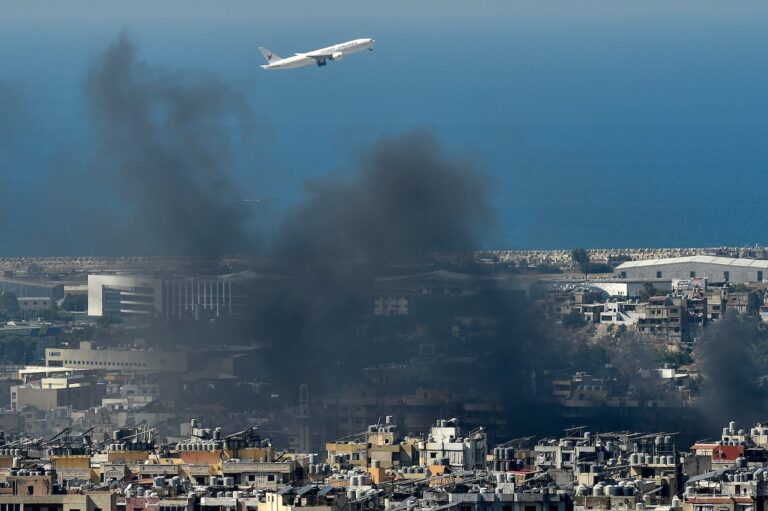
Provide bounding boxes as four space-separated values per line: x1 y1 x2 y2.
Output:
297 52 340 61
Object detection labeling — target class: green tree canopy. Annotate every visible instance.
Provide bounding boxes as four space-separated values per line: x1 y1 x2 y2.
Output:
580 262 613 275
61 294 88 312
571 248 590 265
0 292 20 320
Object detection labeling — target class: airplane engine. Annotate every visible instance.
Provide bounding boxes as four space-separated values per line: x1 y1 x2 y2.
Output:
331 52 344 60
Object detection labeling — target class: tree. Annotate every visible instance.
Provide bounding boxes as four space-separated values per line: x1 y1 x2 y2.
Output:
0 334 37 364
61 294 88 312
571 248 590 266
96 314 122 327
0 292 20 320
537 263 562 274
580 262 613 275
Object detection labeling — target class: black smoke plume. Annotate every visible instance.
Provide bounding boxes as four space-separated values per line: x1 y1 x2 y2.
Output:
695 311 768 428
86 34 255 256
274 132 491 267
247 132 493 386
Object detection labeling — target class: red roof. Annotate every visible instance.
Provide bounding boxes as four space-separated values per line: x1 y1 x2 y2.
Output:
712 445 744 461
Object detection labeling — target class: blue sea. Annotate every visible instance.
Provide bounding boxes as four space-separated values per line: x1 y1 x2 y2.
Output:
1 15 768 255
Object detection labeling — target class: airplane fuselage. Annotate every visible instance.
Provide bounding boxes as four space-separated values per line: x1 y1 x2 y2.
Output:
260 38 375 70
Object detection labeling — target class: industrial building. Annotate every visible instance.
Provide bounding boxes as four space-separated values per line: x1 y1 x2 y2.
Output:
88 272 256 318
616 256 768 284
10 373 104 412
17 297 53 312
88 274 162 317
162 272 255 319
45 341 189 373
0 276 65 300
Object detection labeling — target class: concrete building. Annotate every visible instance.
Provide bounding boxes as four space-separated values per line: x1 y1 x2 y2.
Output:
88 274 162 317
616 256 768 285
17 297 53 312
598 301 642 325
438 490 571 511
0 276 65 300
418 418 487 470
89 272 256 319
0 471 116 511
163 272 254 320
683 466 768 511
10 373 104 412
636 296 687 345
45 342 189 373
325 417 419 470
589 279 672 298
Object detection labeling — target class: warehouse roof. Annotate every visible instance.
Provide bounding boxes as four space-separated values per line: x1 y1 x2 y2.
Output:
616 256 768 270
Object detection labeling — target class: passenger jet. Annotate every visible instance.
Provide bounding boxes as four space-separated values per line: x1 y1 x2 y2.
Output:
259 38 375 70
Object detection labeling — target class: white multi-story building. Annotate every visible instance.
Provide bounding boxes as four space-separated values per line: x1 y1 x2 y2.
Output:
88 274 162 317
419 418 487 470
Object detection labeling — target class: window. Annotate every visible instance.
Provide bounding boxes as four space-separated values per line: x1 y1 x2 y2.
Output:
759 271 763 282
620 271 627 278
267 475 275 482
656 271 662 278
690 271 696 278
525 506 537 511
724 271 730 281
27 486 33 496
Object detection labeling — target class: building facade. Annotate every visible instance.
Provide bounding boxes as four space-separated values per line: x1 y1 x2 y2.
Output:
616 256 768 285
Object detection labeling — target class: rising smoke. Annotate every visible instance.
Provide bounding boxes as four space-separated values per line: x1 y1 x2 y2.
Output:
86 34 256 256
247 132 495 387
695 311 768 428
274 132 491 267
45 34 738 441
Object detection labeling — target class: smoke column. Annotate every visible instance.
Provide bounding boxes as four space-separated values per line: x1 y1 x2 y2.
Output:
243 132 493 385
274 132 491 267
86 34 256 256
695 311 768 428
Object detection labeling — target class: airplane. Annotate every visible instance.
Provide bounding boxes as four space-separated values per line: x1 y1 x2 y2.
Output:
259 38 375 70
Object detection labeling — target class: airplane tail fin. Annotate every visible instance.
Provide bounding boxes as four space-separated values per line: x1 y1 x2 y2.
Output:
259 47 282 64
